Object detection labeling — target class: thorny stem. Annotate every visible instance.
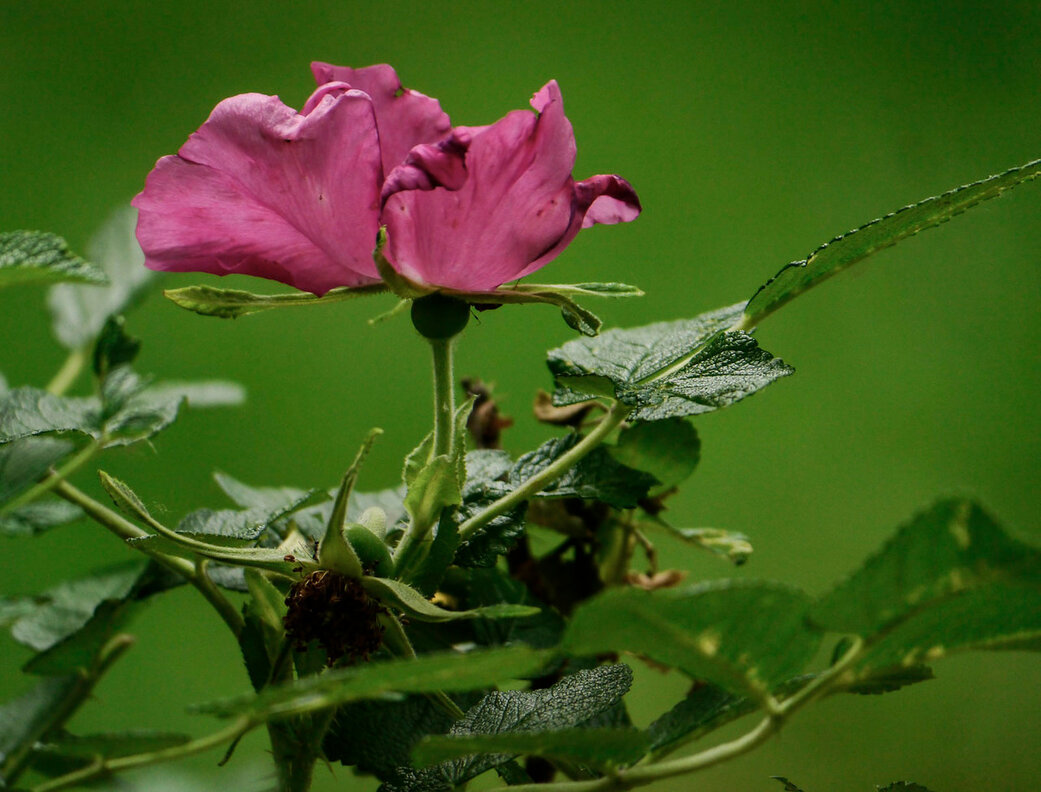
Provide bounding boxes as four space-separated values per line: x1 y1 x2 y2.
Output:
457 400 633 542
502 637 866 792
30 716 255 792
51 478 245 638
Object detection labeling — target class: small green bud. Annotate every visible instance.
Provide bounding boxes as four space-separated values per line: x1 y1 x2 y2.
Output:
358 506 388 539
345 524 394 578
411 293 470 339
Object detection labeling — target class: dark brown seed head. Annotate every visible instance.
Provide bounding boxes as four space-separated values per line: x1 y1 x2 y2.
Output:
283 570 386 664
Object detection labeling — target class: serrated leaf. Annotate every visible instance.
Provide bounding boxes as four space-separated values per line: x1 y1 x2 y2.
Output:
646 682 746 754
9 562 145 652
48 207 153 349
192 645 551 720
391 664 633 791
509 434 657 508
0 387 97 445
811 500 1041 672
414 727 649 769
176 485 319 543
163 282 386 318
451 451 524 568
360 576 539 623
0 230 106 288
549 304 792 421
565 581 820 700
743 158 1041 326
466 567 566 649
0 500 83 537
610 418 700 493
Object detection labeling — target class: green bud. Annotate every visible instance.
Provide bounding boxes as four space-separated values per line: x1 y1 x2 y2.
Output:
411 293 470 339
358 506 388 539
345 523 394 578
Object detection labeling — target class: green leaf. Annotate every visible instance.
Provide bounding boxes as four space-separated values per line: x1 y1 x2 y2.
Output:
414 727 649 769
324 695 473 782
91 315 141 378
466 567 566 650
451 450 524 568
8 562 145 653
0 674 81 778
549 303 792 421
391 664 634 791
0 387 97 445
0 231 106 288
47 207 153 349
653 522 753 565
0 500 83 537
811 499 1041 672
191 645 551 720
742 158 1041 326
163 282 386 318
215 472 310 513
609 418 700 493
23 599 138 676
0 437 73 505
876 784 937 792
514 282 644 298
360 576 540 623
143 380 246 408
510 434 658 508
771 778 808 792
564 581 820 700
34 729 190 761
646 682 747 755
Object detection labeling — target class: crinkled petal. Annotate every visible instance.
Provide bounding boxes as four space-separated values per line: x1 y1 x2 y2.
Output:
380 128 475 200
132 86 382 295
381 81 580 291
311 62 451 175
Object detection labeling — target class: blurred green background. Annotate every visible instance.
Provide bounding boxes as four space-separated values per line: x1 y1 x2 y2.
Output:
2 1 1039 789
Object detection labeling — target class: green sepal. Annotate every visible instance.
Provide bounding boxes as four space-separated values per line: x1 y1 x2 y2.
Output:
99 471 304 578
0 230 107 288
651 520 753 565
318 430 382 577
345 524 394 577
360 576 540 623
163 282 387 318
742 157 1041 327
373 227 432 299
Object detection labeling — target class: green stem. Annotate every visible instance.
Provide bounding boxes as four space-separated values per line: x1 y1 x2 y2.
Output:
0 439 99 516
52 479 245 638
31 716 254 792
501 637 865 792
457 401 632 543
46 347 88 396
429 336 456 459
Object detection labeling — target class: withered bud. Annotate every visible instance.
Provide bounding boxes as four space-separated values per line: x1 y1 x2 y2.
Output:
283 570 386 664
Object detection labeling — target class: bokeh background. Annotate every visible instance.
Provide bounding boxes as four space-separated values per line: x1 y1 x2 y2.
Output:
2 1 1039 790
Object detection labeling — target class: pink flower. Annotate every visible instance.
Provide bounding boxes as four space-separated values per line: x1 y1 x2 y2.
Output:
380 80 641 292
132 65 450 296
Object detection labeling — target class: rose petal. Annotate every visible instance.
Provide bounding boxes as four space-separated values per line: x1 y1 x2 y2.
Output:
382 82 580 291
311 62 451 175
133 86 382 295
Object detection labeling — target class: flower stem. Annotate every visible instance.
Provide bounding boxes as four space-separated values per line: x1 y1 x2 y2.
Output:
457 401 632 543
429 336 456 459
30 716 254 792
500 637 866 792
51 478 245 638
46 347 88 395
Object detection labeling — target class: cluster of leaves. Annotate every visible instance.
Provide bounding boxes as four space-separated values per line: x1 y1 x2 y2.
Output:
1 160 1040 792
